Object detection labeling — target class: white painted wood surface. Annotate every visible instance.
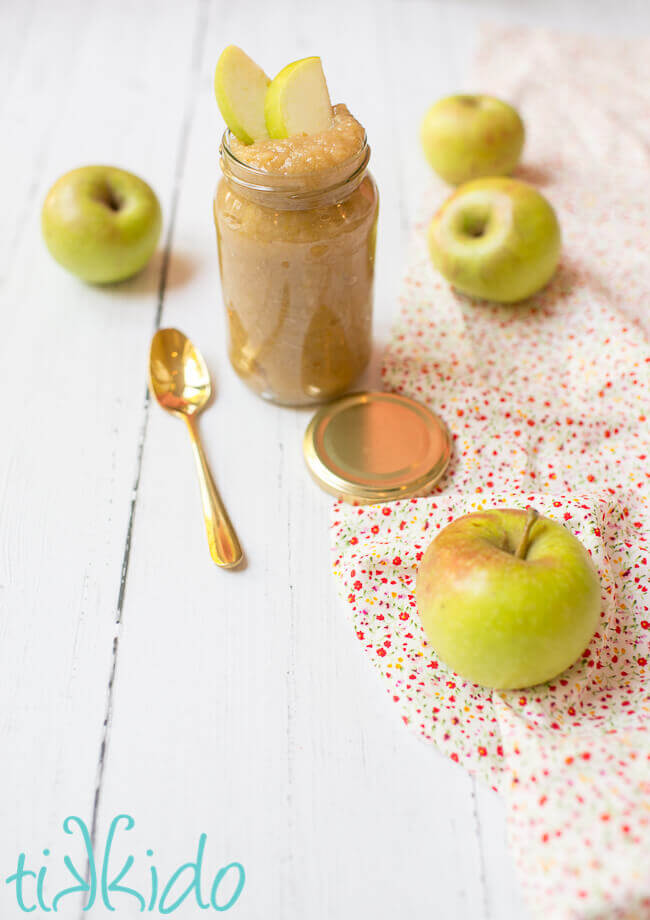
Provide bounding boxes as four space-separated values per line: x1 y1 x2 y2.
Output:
2 1 649 917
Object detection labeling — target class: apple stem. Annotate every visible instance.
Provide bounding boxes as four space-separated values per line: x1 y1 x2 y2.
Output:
515 508 539 560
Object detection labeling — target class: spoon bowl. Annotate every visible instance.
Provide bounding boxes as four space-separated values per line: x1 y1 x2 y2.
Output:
149 327 211 417
149 328 243 569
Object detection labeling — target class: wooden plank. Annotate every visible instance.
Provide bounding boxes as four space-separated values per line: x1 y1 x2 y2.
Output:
0 0 202 911
91 0 487 917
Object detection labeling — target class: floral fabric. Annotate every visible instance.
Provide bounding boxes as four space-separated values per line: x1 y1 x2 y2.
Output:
331 26 650 920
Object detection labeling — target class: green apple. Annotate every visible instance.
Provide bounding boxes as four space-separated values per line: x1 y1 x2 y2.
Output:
416 509 601 690
214 45 269 144
42 166 162 284
421 94 524 185
428 177 561 303
265 56 332 139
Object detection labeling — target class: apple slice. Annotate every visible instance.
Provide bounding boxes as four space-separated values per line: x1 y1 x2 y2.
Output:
265 57 333 139
214 45 270 144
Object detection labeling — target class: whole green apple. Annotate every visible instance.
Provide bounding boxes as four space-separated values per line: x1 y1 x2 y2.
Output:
428 177 561 303
42 166 162 284
415 509 601 689
421 94 524 185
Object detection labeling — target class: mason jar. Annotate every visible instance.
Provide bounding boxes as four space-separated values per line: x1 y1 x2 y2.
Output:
214 129 379 406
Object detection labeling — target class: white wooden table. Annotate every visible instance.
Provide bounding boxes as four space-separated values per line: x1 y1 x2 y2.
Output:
3 1 648 916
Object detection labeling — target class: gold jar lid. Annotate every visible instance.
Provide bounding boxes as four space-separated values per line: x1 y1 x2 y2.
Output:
303 391 451 503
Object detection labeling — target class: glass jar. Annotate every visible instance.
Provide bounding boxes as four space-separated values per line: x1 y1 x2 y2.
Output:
214 131 379 406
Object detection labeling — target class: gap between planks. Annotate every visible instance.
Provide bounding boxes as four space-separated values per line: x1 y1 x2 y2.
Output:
81 0 211 905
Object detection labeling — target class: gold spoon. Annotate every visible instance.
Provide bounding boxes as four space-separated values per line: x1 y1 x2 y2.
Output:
149 328 243 569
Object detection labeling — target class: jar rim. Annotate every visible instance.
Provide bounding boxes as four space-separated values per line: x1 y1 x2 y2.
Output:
219 129 371 206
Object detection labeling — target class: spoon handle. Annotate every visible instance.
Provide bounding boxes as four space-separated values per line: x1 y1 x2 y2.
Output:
185 415 243 569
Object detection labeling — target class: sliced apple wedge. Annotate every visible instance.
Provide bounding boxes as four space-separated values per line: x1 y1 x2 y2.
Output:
214 45 269 144
265 57 333 139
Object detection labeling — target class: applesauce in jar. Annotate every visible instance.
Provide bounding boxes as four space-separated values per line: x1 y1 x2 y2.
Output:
214 105 378 406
